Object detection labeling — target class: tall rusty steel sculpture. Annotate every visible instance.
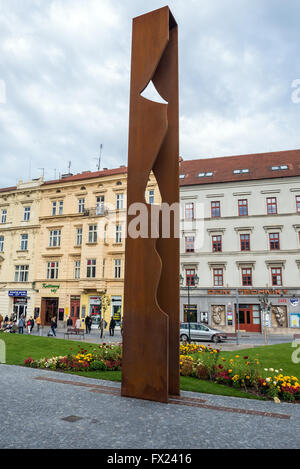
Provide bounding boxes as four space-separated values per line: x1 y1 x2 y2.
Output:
121 6 180 403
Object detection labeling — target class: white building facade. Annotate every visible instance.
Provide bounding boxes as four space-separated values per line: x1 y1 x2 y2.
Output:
179 150 300 334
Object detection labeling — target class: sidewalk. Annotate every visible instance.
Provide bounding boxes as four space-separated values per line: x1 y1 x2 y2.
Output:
27 327 293 350
1 364 299 449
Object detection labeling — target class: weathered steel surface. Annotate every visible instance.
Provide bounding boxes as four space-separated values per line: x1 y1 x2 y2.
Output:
121 6 179 403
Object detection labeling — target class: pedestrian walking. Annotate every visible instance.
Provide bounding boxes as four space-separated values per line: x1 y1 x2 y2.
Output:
26 318 32 334
18 316 25 334
75 318 81 329
120 317 123 337
30 317 34 333
98 316 107 339
50 317 57 337
36 316 41 333
109 317 116 336
85 315 91 334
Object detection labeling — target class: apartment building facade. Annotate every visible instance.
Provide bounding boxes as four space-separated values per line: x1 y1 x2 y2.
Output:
0 177 43 320
34 167 159 328
179 150 300 334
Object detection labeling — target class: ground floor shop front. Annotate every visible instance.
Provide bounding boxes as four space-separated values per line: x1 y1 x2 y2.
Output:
33 282 123 329
180 287 300 334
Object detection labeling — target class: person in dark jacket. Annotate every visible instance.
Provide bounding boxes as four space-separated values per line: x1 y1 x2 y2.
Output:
67 316 73 327
50 317 57 337
109 317 116 336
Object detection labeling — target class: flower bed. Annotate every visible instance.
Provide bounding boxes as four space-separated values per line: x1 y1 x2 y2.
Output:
179 343 300 403
24 343 122 372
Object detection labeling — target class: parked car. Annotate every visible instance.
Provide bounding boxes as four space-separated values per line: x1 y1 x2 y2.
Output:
180 322 228 343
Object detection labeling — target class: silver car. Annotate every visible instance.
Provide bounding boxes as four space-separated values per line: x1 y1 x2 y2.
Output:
180 322 227 343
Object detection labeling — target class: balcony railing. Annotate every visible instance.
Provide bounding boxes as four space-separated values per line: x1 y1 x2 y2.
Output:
84 205 109 217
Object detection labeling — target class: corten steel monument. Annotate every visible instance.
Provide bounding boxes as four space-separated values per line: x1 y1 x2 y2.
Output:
121 6 180 403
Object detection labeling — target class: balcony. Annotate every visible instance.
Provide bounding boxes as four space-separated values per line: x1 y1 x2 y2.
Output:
83 205 109 217
79 279 107 292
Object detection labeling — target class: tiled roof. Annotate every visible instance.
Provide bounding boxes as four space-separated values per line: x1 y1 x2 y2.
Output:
42 166 128 185
179 149 300 186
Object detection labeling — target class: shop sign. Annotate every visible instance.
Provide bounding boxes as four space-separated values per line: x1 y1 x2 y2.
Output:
208 289 289 296
8 290 27 297
42 283 60 293
290 298 299 307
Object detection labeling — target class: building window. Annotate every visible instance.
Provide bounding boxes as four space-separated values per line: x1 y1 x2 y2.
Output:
74 260 81 279
96 196 105 215
76 227 82 246
1 210 7 223
213 269 223 286
185 236 195 253
14 265 29 282
115 224 122 243
47 261 58 280
185 203 194 220
88 224 97 243
212 235 222 252
86 259 96 278
296 196 300 213
114 259 121 279
271 267 282 286
58 200 63 215
0 236 4 251
52 201 57 216
49 230 61 247
240 234 250 251
238 199 248 216
185 269 196 286
242 268 252 286
23 207 30 221
269 233 280 250
211 201 221 218
78 198 85 213
116 193 124 210
20 234 28 251
267 197 277 215
148 190 155 205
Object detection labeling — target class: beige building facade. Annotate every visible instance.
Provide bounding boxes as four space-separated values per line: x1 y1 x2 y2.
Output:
0 177 43 321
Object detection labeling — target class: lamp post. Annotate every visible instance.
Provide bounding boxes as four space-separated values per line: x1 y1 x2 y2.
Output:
180 272 199 342
258 292 272 345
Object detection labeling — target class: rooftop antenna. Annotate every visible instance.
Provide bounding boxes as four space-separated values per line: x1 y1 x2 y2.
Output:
38 168 45 179
68 161 71 173
96 144 103 171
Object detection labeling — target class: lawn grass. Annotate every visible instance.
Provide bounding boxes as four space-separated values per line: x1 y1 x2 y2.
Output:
1 333 298 400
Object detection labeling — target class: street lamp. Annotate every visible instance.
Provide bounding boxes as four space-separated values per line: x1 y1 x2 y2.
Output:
258 292 272 345
180 272 199 342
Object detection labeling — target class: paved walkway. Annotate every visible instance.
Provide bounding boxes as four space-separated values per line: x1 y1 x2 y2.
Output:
27 326 294 351
1 364 299 449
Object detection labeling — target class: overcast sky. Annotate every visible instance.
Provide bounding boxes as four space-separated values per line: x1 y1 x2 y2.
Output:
0 0 300 187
